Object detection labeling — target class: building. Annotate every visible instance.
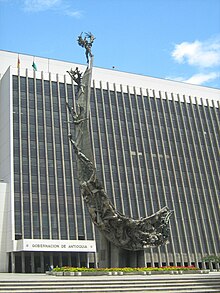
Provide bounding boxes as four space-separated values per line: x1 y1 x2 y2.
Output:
0 50 219 273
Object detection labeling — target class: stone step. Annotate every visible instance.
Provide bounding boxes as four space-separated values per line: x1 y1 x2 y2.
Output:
2 287 220 293
0 274 219 293
0 283 219 292
0 277 219 284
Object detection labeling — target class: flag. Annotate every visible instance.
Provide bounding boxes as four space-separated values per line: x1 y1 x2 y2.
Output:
17 56 20 69
32 61 37 71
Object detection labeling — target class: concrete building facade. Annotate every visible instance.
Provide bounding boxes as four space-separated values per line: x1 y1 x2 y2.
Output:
0 50 219 272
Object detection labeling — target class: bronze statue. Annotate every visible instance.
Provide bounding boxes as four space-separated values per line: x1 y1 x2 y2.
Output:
77 32 95 63
67 32 172 251
66 67 82 91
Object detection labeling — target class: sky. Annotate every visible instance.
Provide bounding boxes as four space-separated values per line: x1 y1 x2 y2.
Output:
0 0 220 89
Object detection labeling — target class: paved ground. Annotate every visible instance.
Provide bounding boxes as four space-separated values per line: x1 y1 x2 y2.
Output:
0 272 219 281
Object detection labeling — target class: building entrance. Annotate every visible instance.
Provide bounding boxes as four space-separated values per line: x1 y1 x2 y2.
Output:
10 251 96 273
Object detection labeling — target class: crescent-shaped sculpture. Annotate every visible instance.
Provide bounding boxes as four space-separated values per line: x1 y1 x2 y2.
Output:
67 33 172 251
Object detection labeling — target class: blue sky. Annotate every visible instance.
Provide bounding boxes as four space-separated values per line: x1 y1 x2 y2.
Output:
0 0 220 89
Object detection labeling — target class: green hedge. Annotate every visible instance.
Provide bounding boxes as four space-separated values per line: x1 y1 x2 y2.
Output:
52 265 199 272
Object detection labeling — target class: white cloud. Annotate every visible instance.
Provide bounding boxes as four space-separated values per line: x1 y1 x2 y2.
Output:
24 0 61 12
23 0 82 17
172 38 220 68
184 72 220 85
65 10 82 18
166 72 220 86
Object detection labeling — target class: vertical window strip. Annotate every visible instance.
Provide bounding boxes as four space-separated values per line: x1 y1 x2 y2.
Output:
191 98 218 245
197 99 220 248
65 76 78 240
158 91 182 265
57 76 69 239
100 83 117 208
108 82 125 214
115 85 133 217
187 97 216 255
49 73 61 239
204 100 220 186
178 97 204 261
153 91 176 265
123 86 140 218
139 89 154 215
168 93 196 264
18 72 24 239
114 84 130 215
141 90 156 266
26 70 34 238
145 90 162 212
132 87 147 216
41 71 52 239
146 90 168 267
33 72 43 238
182 95 211 256
93 82 107 192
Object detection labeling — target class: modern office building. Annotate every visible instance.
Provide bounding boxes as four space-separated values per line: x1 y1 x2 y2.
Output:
0 50 219 273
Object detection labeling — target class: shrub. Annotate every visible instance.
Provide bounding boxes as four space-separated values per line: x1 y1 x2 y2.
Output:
52 265 199 273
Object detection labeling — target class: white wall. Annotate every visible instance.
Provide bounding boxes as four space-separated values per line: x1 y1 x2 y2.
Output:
0 67 14 272
0 182 9 272
0 67 12 182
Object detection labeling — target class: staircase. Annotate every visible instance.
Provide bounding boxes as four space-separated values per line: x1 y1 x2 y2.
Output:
0 273 219 292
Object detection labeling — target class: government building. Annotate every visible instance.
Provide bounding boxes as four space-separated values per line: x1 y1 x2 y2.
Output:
0 50 219 273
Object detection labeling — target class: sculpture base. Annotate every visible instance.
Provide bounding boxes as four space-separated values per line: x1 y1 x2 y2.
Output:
99 234 145 268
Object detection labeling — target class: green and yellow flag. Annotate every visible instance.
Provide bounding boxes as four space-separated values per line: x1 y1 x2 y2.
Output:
32 61 37 71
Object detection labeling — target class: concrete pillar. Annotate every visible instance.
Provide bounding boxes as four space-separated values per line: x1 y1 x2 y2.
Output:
50 253 53 268
99 234 110 268
77 253 80 267
40 252 44 272
31 252 35 273
110 243 120 268
11 252 15 273
68 253 71 266
59 253 62 267
94 252 98 268
21 252 25 273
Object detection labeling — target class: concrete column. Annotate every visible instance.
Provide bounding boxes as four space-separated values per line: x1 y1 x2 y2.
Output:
68 253 71 266
11 252 15 273
86 253 89 268
59 253 62 267
99 234 110 268
110 243 120 268
31 252 35 273
40 252 44 272
77 253 80 267
21 252 25 273
50 253 53 268
94 252 98 268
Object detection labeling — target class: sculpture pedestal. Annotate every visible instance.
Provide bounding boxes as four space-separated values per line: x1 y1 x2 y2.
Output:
99 235 146 268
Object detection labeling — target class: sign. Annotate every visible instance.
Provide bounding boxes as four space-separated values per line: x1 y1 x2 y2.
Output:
14 239 96 252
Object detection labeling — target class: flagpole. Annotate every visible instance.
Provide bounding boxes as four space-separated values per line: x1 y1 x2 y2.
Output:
17 54 20 74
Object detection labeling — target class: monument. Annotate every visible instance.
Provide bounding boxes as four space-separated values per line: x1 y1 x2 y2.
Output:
67 33 172 266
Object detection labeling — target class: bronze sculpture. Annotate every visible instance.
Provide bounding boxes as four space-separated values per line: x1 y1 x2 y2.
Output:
67 32 172 251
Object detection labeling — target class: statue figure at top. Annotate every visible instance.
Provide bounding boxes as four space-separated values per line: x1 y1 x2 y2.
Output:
77 32 96 63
